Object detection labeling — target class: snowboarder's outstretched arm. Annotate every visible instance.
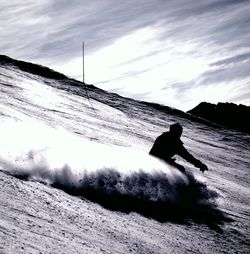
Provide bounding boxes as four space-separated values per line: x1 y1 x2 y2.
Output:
177 145 208 173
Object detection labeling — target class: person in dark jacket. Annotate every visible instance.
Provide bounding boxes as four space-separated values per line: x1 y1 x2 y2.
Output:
149 123 208 173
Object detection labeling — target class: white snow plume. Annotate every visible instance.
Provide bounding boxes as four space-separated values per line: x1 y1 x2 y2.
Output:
0 120 218 217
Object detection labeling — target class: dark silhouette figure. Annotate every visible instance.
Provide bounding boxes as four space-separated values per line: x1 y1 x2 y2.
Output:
149 123 208 173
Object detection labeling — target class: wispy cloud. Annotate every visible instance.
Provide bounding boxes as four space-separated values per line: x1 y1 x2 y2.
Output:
0 0 249 110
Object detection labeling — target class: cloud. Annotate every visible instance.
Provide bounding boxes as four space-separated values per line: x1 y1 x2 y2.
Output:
1 0 171 62
210 53 250 67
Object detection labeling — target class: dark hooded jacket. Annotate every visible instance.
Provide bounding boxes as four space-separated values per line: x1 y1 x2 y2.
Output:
149 131 202 167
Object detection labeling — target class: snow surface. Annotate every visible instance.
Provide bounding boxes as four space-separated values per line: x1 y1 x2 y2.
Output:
0 62 249 253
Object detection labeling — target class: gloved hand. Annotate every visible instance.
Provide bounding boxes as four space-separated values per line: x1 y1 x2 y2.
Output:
194 160 208 173
198 163 208 173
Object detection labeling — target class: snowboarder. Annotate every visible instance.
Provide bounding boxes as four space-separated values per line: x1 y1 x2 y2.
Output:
149 123 208 173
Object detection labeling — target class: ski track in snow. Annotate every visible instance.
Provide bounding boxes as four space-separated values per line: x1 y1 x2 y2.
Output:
0 62 249 253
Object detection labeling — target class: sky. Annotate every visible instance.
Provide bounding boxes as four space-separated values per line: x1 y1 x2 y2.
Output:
0 0 250 111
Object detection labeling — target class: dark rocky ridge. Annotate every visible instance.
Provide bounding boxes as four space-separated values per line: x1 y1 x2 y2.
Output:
0 55 68 80
188 102 250 134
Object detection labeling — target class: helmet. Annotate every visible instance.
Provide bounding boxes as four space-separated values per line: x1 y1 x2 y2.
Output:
169 123 183 136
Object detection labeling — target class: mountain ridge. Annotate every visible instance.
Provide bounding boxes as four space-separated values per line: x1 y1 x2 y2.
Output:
188 102 250 134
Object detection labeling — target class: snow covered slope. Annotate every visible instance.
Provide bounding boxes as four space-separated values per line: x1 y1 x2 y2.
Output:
0 56 249 253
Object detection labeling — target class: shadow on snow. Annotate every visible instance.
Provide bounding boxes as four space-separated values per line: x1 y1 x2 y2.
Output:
52 170 233 233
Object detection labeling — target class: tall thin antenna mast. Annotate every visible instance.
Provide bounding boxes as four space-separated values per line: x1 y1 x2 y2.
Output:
82 41 85 84
82 41 97 115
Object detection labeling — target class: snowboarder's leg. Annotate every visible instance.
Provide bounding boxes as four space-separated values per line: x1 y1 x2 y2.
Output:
165 158 186 173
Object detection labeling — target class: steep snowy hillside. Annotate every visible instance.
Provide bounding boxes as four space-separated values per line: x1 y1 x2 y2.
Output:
0 56 249 253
